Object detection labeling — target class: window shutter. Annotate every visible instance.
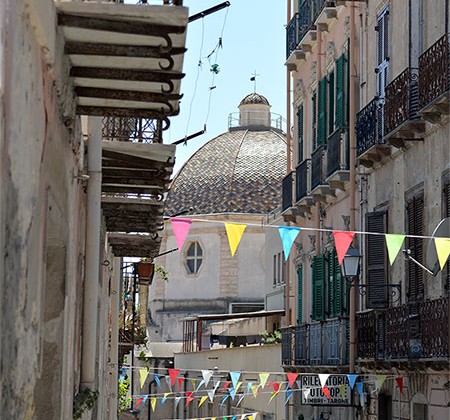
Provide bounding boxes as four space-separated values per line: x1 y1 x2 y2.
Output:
407 194 424 304
318 77 327 145
444 182 450 294
328 250 336 317
297 104 304 163
335 54 346 128
312 92 317 150
328 71 335 135
297 265 303 324
366 211 388 308
312 255 326 320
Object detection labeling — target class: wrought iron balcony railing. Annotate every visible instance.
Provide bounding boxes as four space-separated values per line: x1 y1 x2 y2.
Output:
281 318 349 367
311 145 326 190
356 98 384 156
102 116 163 143
418 33 450 113
295 159 310 202
326 128 347 177
384 67 421 137
356 297 449 362
282 171 294 212
286 13 300 59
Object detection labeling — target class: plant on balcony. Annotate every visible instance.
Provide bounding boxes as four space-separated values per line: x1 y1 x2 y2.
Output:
260 329 282 344
119 311 148 346
118 377 131 415
73 388 99 419
136 258 169 284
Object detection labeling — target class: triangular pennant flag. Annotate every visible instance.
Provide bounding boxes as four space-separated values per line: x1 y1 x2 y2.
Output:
259 373 270 389
247 382 253 394
229 387 237 401
174 396 182 409
236 393 245 407
269 391 278 403
318 374 330 388
190 378 197 389
150 397 156 412
347 374 359 389
230 371 241 389
170 217 192 251
251 384 259 398
201 370 213 388
385 234 406 265
303 388 311 399
286 372 299 389
165 375 172 391
333 230 355 264
235 382 242 393
139 368 149 388
208 389 216 403
224 223 247 256
154 374 161 389
339 384 346 398
177 376 185 390
395 376 404 394
285 389 294 404
134 397 144 410
270 382 281 393
296 380 302 390
220 394 229 407
278 227 301 260
196 379 205 392
214 380 221 392
198 395 208 408
376 375 386 391
356 382 364 397
435 237 450 269
185 391 194 407
162 392 171 406
248 416 254 420
322 386 331 400
221 380 231 393
232 416 237 420
168 368 180 388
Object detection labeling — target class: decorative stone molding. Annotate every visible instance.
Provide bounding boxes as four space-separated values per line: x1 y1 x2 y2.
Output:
342 215 350 231
326 41 337 68
310 61 317 85
293 78 306 104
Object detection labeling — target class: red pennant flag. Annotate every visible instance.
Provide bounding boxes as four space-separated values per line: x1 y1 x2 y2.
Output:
221 381 231 393
266 381 274 390
168 368 180 387
322 386 332 400
395 377 403 394
286 373 299 388
134 397 144 410
185 391 194 406
177 376 185 390
270 382 280 393
333 230 355 264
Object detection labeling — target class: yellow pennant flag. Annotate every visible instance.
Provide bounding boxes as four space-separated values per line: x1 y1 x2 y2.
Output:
139 368 149 388
235 381 242 393
150 397 156 412
248 416 253 420
339 384 346 398
251 384 259 398
225 223 247 256
258 372 270 389
269 391 278 403
198 395 208 408
376 375 387 391
435 237 450 269
385 234 405 265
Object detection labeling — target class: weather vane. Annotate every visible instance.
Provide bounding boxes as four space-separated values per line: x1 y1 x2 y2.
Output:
250 70 260 93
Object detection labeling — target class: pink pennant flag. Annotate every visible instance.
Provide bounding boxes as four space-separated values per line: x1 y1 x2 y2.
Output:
171 217 192 251
395 377 403 394
333 230 355 264
168 368 180 387
286 372 299 388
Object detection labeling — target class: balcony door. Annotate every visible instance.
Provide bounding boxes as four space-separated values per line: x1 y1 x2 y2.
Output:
376 5 390 137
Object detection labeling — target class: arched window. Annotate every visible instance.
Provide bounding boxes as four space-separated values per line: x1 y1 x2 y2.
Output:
185 241 203 274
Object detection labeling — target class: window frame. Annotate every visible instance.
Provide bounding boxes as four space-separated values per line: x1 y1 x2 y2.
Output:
184 240 204 275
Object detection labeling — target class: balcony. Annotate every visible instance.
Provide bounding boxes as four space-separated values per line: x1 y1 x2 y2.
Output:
311 145 335 202
281 318 349 368
281 171 304 222
418 34 450 123
297 0 319 52
295 159 315 213
326 128 349 190
285 13 307 71
315 0 342 32
384 67 425 148
356 297 449 369
356 98 390 168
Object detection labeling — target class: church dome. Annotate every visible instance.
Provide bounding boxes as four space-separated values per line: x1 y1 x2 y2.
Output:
239 92 270 106
165 94 287 216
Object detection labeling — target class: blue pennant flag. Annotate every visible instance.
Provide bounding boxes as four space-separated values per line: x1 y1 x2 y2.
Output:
154 374 161 389
230 371 241 389
347 374 359 389
278 227 301 260
356 382 364 397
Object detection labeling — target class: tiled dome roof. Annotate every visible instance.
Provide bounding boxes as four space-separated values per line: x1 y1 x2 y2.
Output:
239 92 270 106
166 128 287 215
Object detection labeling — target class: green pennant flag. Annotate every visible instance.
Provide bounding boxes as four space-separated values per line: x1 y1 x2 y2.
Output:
385 234 405 265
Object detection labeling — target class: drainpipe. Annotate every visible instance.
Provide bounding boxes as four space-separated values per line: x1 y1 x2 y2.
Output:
315 29 323 255
349 2 358 374
108 257 121 419
81 116 103 389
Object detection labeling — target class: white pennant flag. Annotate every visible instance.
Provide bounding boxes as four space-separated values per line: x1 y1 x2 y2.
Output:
201 370 213 388
208 389 216 403
318 374 330 388
303 388 311 399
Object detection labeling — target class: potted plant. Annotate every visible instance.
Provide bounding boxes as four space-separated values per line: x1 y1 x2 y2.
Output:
136 258 155 285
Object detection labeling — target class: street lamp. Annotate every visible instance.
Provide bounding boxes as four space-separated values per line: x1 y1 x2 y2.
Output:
342 247 361 374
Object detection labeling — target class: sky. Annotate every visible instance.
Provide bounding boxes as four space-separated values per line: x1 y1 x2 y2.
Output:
164 1 288 174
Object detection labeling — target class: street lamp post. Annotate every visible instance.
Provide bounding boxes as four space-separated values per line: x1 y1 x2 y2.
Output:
341 247 362 374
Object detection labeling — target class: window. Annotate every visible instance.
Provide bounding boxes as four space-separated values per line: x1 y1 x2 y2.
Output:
335 53 348 129
312 91 318 150
327 249 346 317
273 252 286 286
376 6 390 99
297 104 304 163
317 76 327 146
185 241 203 274
327 70 335 135
366 211 389 308
297 265 303 324
312 254 326 320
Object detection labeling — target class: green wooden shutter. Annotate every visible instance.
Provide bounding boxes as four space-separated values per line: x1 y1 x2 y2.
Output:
312 255 326 320
328 71 335 135
407 194 424 304
312 92 317 150
297 104 304 163
366 211 388 308
328 249 344 317
297 265 303 324
318 76 327 145
328 250 336 317
335 54 347 129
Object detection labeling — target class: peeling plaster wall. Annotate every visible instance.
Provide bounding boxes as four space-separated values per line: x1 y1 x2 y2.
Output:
1 0 86 418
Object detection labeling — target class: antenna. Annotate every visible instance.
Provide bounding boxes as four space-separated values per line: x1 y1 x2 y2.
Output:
403 217 450 276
